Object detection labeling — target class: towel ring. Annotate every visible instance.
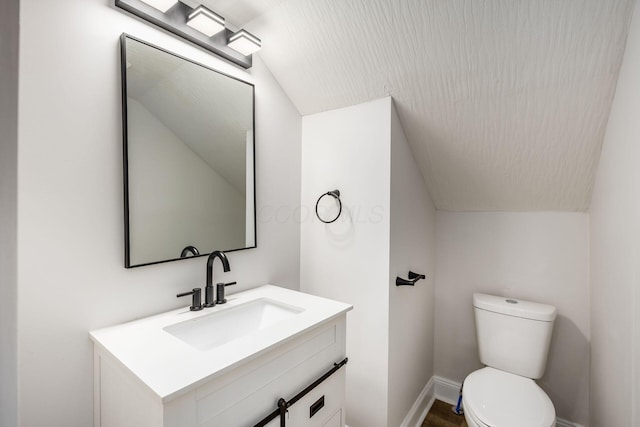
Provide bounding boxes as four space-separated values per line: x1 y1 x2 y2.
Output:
315 190 342 224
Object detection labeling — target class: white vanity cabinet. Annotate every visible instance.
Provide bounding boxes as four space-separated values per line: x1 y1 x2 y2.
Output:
90 285 351 427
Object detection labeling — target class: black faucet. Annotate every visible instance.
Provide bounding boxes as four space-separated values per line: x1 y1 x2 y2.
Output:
205 251 230 307
180 245 200 258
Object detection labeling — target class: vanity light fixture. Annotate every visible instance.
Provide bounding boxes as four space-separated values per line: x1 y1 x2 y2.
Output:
115 0 261 69
228 30 262 56
137 0 177 13
186 6 225 37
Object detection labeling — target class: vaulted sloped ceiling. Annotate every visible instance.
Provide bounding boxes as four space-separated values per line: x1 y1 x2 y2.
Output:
209 0 635 211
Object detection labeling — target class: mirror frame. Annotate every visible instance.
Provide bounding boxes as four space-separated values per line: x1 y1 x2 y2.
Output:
120 34 257 268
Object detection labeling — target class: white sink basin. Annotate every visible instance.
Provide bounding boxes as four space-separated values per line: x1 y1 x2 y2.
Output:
90 285 352 399
164 298 304 351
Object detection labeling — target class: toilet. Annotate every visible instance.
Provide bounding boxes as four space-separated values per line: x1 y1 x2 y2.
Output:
462 293 557 427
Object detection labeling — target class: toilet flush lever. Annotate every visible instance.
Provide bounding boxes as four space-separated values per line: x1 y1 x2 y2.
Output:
395 271 426 286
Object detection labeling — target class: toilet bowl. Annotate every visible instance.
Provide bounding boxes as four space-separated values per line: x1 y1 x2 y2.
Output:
462 367 555 427
463 293 558 427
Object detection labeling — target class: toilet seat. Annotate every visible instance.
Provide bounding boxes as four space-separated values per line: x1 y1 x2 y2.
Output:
464 403 490 427
463 367 556 427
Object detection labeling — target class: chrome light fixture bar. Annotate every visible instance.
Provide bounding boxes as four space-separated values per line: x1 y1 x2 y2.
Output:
115 0 255 69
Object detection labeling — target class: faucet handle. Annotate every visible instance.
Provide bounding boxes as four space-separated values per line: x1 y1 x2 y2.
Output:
177 288 203 311
216 281 237 304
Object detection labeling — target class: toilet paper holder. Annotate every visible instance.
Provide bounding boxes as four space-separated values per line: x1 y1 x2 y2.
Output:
396 271 426 286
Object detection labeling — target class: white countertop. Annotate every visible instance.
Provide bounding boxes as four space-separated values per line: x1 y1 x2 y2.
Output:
90 285 352 402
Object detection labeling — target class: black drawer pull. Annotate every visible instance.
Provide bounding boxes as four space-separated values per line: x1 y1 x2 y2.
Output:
310 395 325 418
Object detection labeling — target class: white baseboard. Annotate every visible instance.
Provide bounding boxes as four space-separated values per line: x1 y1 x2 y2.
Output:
427 376 583 427
400 377 435 427
555 419 585 427
433 375 462 406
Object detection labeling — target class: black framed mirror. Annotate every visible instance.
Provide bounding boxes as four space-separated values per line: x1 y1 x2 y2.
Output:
121 34 256 268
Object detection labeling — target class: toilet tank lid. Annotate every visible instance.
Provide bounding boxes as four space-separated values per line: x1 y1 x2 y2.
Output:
473 293 557 322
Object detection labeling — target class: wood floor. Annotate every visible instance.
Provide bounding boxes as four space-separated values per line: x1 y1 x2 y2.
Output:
420 399 468 427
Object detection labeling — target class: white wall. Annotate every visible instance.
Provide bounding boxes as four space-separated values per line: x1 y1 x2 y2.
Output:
589 2 640 425
387 104 436 426
16 1 301 426
0 0 19 425
301 97 436 426
301 97 393 426
434 212 590 425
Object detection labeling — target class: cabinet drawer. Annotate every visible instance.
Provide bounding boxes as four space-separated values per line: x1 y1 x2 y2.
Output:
322 409 342 427
196 318 346 427
281 368 345 427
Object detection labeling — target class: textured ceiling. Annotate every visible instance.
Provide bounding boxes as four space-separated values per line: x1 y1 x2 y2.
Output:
239 0 635 211
190 0 288 28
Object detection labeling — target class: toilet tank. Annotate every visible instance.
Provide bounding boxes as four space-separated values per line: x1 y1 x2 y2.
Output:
473 293 557 379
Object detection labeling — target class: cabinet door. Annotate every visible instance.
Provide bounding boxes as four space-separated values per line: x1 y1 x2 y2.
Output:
196 318 347 427
283 368 345 427
322 409 342 427
260 408 343 427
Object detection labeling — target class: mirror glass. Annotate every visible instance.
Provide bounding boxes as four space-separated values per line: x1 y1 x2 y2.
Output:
121 34 256 267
